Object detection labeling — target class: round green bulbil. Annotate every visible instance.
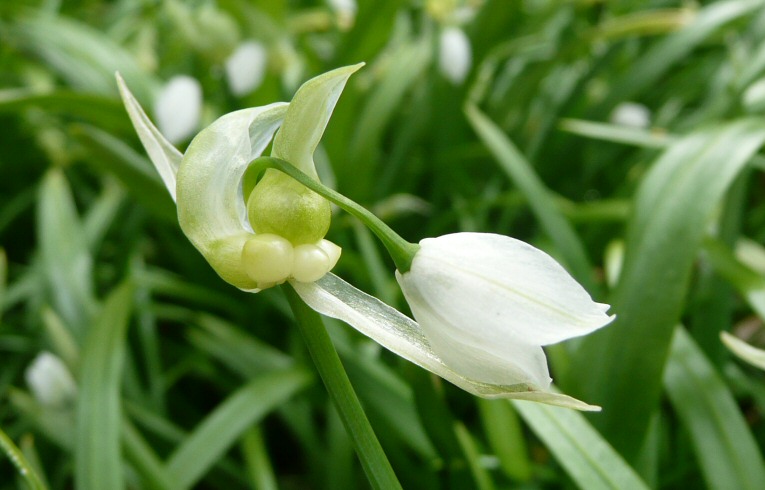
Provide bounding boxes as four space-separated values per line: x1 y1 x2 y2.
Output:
246 168 331 245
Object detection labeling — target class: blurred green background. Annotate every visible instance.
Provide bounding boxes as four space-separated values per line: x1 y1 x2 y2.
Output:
3 0 765 488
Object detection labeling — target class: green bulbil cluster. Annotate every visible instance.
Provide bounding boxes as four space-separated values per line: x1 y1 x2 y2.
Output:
246 168 331 246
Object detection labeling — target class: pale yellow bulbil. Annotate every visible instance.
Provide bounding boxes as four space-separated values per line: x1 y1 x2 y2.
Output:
241 234 341 289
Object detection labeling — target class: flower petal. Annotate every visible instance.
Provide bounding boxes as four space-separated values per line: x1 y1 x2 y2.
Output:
271 63 363 177
116 72 183 201
401 233 613 348
176 103 288 289
395 268 552 388
292 273 600 410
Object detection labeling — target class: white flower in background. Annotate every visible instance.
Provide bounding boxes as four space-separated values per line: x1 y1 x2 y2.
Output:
25 351 77 407
396 233 614 389
610 102 651 128
439 26 472 85
225 41 268 97
327 0 357 29
117 65 612 410
154 75 202 144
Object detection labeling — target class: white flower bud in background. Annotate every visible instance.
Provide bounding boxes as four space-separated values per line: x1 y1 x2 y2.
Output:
610 102 651 128
327 0 357 30
225 41 268 97
154 75 202 144
439 26 472 85
25 351 77 407
604 239 625 288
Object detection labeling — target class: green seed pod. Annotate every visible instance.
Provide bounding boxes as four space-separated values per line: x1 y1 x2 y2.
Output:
246 168 331 245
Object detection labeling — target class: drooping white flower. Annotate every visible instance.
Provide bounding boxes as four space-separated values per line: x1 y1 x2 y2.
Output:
438 26 472 85
154 75 202 144
25 351 77 407
395 233 614 389
225 41 268 97
610 102 651 128
117 65 611 410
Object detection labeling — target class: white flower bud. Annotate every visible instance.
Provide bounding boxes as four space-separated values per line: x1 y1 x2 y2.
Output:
25 352 77 407
154 75 202 144
225 41 268 97
610 102 651 128
439 26 472 85
327 0 357 29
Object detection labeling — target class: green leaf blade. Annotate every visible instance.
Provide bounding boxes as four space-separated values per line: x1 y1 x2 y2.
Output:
514 400 649 490
571 118 765 459
75 281 134 490
664 328 765 490
165 367 312 489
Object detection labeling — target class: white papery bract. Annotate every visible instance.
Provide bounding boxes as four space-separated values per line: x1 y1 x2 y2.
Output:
396 233 614 390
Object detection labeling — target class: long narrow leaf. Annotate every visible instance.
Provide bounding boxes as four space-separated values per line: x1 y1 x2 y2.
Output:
165 367 312 489
0 249 6 324
0 426 48 490
477 399 531 481
600 0 763 109
664 327 765 490
703 237 765 320
75 281 134 490
513 400 649 490
72 124 177 222
0 89 128 131
121 420 175 490
37 170 96 340
14 14 157 102
571 118 765 459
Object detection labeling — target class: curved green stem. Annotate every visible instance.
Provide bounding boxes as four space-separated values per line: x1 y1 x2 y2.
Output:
282 284 403 490
245 157 420 273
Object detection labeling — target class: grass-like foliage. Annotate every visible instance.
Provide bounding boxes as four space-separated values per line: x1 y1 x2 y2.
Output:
2 0 765 488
